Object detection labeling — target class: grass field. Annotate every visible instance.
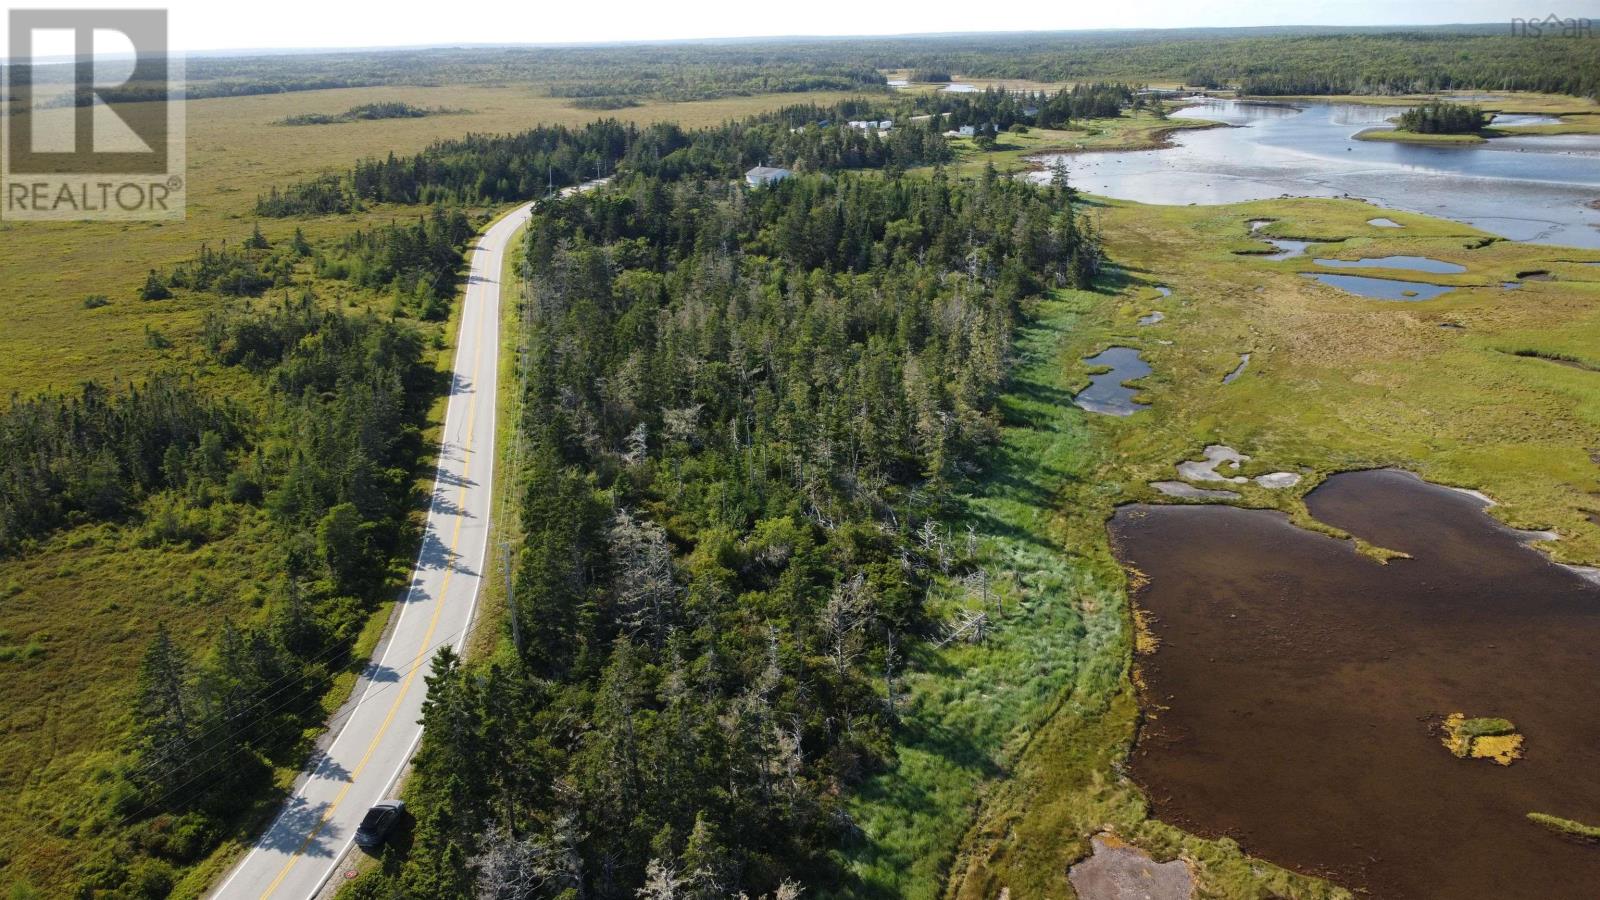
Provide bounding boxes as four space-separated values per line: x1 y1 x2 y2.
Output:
0 84 863 897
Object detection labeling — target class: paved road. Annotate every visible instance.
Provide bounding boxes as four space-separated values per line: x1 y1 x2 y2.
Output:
211 201 532 899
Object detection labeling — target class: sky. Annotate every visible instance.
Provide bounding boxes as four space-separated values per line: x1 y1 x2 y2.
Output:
2 0 1598 54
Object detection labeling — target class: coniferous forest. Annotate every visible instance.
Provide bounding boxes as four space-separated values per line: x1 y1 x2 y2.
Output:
349 169 1100 898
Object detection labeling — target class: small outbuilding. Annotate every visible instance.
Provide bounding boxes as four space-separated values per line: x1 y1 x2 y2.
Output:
745 166 792 187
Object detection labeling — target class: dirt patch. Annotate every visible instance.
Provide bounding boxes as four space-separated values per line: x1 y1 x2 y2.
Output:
1254 471 1302 489
1175 444 1248 483
1068 834 1195 900
1151 481 1241 501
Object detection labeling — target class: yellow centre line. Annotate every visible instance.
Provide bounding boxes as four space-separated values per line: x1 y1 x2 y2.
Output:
256 288 489 899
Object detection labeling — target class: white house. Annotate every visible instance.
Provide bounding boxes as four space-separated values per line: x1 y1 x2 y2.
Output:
957 125 976 137
745 166 792 187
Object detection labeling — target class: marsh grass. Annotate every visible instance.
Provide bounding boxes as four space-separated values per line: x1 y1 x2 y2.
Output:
1354 129 1487 144
846 192 1599 900
841 291 1343 899
1528 812 1600 842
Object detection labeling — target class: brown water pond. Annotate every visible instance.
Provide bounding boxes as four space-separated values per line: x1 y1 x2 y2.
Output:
1113 468 1600 898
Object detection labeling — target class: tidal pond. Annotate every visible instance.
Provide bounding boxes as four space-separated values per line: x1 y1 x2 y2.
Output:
1074 346 1151 416
1256 239 1310 261
1113 469 1600 899
1312 255 1465 274
1304 273 1455 301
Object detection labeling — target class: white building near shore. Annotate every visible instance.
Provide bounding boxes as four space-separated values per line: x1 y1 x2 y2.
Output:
745 166 792 187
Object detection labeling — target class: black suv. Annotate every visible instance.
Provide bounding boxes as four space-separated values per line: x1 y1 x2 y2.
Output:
353 800 405 850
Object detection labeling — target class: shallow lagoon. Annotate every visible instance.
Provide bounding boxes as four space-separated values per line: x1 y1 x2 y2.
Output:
1033 100 1600 248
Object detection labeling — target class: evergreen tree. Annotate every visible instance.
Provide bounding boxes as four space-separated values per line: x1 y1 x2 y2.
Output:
139 269 173 301
133 625 196 797
244 222 271 250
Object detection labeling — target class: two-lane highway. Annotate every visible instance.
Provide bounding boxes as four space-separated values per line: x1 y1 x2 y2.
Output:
211 201 532 899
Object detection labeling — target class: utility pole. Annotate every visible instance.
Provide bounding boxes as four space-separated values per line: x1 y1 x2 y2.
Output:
501 539 523 656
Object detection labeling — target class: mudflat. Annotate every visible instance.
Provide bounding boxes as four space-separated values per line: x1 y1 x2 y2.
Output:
1113 468 1600 898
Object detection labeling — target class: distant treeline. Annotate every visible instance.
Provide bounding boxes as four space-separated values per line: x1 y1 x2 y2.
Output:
33 78 389 108
869 29 1600 99
14 49 885 108
9 26 1592 109
253 104 955 216
277 101 465 126
909 83 1136 129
